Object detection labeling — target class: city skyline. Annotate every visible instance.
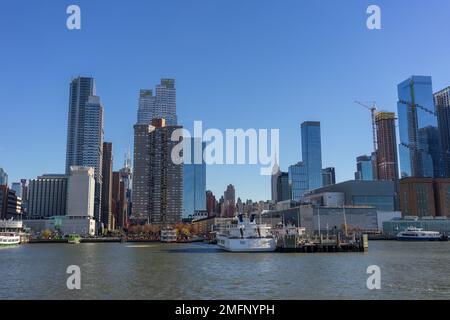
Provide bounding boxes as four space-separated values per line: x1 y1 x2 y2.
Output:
3 0 450 200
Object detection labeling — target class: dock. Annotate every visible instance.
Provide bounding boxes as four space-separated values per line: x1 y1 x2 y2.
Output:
276 234 369 253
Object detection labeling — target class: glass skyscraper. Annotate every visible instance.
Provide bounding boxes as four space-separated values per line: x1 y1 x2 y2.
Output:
182 137 206 220
301 121 323 191
0 168 8 186
288 162 308 202
434 87 450 178
137 79 177 126
355 155 374 181
397 76 442 178
65 77 104 222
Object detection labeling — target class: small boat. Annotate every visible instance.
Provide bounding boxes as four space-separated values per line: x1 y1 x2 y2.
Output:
0 232 21 246
216 214 276 252
68 234 81 244
396 227 445 241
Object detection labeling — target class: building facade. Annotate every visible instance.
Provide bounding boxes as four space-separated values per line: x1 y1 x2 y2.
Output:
0 168 8 186
101 142 113 231
27 174 69 218
375 112 399 181
399 177 450 217
306 180 396 212
112 171 127 229
288 162 308 202
355 155 374 181
132 119 183 224
67 166 95 218
322 167 336 187
65 77 96 173
137 79 177 126
223 184 236 217
206 190 217 216
301 121 323 191
0 185 22 220
182 138 206 220
65 77 104 222
434 87 450 178
397 76 442 178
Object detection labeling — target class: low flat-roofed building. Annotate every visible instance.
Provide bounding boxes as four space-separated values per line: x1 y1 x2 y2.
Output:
261 205 380 234
306 180 396 211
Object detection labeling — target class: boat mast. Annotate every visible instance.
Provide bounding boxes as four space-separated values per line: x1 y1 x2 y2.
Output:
343 205 348 237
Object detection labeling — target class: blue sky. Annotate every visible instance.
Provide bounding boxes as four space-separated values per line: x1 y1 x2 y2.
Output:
1 0 450 201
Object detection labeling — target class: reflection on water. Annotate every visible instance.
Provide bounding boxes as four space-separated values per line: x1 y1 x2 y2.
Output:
1 241 450 299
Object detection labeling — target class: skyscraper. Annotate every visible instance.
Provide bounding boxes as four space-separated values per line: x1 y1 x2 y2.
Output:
355 155 374 181
65 77 96 174
132 119 183 224
375 112 399 181
288 162 308 202
301 121 323 191
112 171 127 229
322 167 336 186
0 167 8 186
206 190 216 216
434 87 450 178
137 79 177 126
11 182 22 198
101 142 113 231
119 151 132 220
65 77 104 222
397 76 441 178
182 137 206 220
223 184 236 217
272 167 290 204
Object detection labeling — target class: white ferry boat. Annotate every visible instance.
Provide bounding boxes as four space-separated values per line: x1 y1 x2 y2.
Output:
396 227 444 241
216 214 276 252
0 232 21 246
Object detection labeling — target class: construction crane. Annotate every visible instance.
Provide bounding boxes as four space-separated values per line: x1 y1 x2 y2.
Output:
354 101 378 153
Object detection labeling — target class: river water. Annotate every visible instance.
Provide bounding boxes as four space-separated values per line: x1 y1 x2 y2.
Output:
1 241 450 300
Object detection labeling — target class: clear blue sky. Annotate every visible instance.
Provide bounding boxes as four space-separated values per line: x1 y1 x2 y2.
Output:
1 0 450 201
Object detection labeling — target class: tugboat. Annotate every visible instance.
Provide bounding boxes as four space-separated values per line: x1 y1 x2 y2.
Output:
396 227 446 241
216 213 276 252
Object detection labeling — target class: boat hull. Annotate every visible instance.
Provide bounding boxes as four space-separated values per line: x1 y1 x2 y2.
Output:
217 237 276 252
397 236 443 241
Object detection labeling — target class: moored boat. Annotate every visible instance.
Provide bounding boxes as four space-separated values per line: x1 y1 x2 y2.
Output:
396 227 446 241
216 214 276 252
0 232 21 246
68 233 81 244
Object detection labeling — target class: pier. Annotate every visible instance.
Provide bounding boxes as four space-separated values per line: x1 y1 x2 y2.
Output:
275 234 369 253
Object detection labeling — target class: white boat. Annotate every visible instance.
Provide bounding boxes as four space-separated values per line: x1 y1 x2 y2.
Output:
0 232 21 246
216 214 276 252
396 227 444 241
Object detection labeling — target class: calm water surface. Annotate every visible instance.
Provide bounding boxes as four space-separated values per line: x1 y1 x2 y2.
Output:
1 241 450 300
